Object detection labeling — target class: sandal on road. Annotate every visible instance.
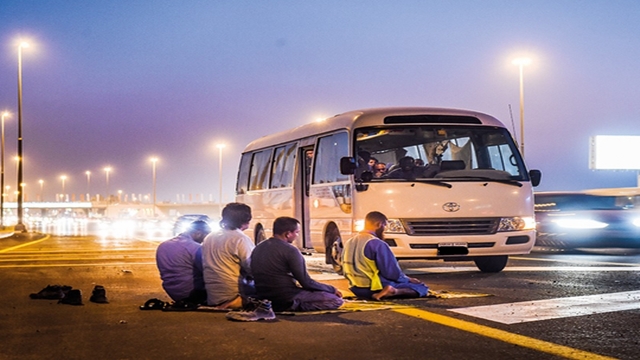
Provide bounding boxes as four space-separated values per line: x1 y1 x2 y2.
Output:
139 298 167 310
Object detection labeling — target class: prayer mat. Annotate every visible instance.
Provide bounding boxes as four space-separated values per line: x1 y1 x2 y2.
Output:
277 299 412 316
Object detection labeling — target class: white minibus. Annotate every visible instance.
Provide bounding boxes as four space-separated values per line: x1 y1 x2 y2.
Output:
235 107 541 272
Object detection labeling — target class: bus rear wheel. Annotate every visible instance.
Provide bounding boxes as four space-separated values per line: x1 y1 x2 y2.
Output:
473 255 508 273
255 225 266 245
325 224 343 275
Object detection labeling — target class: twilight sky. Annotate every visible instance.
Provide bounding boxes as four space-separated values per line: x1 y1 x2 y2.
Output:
1 1 639 203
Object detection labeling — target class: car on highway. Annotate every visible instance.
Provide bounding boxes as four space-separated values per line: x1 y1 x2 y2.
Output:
172 214 213 236
534 188 640 249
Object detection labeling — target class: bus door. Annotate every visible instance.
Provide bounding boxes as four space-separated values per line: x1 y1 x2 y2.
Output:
295 145 315 249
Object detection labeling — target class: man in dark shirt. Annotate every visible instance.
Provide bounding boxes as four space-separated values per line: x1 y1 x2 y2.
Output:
251 217 343 312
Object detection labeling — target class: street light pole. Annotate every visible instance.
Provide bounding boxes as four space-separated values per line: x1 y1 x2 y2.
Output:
16 41 29 232
512 57 531 157
0 112 8 228
150 157 158 217
216 143 225 216
104 167 111 203
60 175 67 202
85 170 91 201
38 179 43 202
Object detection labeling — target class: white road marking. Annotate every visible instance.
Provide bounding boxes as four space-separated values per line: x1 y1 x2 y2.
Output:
449 290 640 324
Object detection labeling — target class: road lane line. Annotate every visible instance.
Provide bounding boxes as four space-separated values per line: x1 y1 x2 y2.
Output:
0 261 157 268
0 235 51 253
405 266 640 274
450 290 640 325
512 256 640 267
394 308 615 360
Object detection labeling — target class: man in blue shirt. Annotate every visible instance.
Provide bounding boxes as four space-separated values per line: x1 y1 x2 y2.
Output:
342 211 428 300
156 220 211 304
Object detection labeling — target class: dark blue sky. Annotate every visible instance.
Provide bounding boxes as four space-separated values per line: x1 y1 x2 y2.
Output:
1 1 639 203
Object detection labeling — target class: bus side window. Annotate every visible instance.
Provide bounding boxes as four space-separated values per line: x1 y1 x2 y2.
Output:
270 143 296 189
236 153 252 194
249 149 272 191
313 132 349 184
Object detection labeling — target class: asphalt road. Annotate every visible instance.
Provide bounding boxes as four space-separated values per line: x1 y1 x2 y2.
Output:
1 233 639 359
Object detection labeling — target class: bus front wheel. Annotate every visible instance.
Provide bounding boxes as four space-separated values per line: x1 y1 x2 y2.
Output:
473 255 508 273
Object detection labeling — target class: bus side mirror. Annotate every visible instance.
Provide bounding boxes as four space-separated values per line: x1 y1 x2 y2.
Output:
529 169 541 187
340 157 357 175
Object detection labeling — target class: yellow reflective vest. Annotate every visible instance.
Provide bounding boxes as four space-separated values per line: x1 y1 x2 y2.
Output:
341 232 383 291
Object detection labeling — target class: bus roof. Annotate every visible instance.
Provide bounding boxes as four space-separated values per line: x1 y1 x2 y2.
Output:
243 107 507 153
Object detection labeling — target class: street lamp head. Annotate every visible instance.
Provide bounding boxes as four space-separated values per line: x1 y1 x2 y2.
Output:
60 175 67 181
1 111 9 119
216 143 226 150
512 58 532 66
150 157 158 164
39 179 43 185
85 170 91 176
104 166 112 173
19 42 30 49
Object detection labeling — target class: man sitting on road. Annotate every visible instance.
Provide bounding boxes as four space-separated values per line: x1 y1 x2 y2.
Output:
251 217 343 312
342 211 428 300
202 203 255 309
156 220 211 305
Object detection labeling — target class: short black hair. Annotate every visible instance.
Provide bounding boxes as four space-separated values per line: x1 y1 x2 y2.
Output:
273 217 300 236
220 203 252 230
189 220 211 233
365 211 387 225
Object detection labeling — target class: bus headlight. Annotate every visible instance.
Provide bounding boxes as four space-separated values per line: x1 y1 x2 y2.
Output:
385 219 406 234
354 219 365 232
497 216 536 232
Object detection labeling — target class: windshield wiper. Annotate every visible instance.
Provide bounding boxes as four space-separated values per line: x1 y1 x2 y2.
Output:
443 176 523 187
371 178 453 188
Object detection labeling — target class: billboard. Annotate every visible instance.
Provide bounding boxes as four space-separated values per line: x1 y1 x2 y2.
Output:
590 135 640 170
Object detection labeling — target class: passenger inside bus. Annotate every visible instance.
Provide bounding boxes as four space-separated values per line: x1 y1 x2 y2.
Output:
384 156 439 180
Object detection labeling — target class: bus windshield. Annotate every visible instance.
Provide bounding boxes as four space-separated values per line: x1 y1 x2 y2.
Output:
354 125 527 182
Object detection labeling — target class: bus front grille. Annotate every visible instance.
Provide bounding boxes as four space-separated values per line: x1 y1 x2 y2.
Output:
403 218 499 236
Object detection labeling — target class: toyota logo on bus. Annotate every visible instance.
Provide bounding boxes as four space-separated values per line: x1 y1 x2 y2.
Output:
442 202 460 212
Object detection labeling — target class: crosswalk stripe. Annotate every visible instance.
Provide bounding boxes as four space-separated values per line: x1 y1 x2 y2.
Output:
449 290 640 324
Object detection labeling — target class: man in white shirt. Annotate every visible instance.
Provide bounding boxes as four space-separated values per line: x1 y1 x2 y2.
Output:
202 203 255 309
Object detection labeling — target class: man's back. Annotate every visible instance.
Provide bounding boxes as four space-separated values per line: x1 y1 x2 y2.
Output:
202 228 254 305
156 234 203 301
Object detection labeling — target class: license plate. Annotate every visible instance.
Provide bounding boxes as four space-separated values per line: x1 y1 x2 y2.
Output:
438 242 468 247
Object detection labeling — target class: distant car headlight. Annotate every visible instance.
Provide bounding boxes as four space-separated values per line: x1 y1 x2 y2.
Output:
497 216 536 232
553 218 608 229
385 219 406 234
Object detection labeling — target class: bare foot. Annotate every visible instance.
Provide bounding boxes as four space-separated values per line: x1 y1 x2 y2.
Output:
372 285 397 301
216 296 243 310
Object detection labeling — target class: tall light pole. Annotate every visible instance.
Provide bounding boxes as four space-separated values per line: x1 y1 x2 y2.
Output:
16 41 29 231
216 143 226 216
85 170 91 201
150 157 158 217
512 57 531 157
38 179 43 202
104 166 111 203
0 111 9 228
60 175 67 202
